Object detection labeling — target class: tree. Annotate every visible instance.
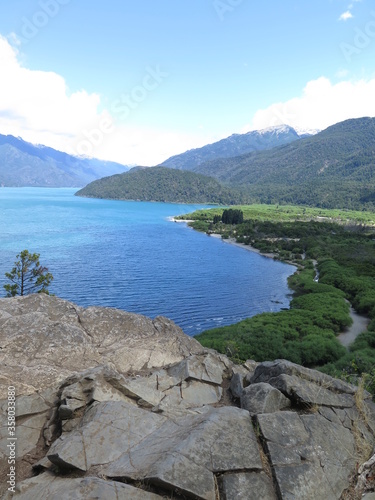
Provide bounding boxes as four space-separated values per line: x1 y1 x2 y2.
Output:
222 209 244 225
4 250 53 297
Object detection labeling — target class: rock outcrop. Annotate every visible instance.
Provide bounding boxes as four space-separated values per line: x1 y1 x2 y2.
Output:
0 295 375 499
0 294 203 399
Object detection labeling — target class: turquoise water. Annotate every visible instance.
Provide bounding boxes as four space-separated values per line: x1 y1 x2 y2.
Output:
0 188 295 335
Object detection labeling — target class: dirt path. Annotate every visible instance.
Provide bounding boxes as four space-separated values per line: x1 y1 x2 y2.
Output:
338 303 370 348
312 260 368 348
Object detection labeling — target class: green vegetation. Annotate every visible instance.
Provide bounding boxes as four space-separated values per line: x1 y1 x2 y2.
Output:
76 118 375 210
221 209 244 224
76 166 249 205
185 204 375 388
189 118 375 210
177 203 375 225
4 250 53 297
196 267 349 367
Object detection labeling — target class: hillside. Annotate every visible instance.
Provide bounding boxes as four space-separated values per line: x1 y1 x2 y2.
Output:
159 124 306 170
188 117 375 209
0 134 131 187
76 166 248 204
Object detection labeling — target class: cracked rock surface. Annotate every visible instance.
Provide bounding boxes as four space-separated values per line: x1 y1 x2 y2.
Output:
0 294 204 399
1 296 375 499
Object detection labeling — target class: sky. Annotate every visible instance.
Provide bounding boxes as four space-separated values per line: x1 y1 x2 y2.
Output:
0 0 375 165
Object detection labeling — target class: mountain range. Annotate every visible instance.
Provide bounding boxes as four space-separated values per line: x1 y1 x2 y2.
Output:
77 117 375 210
159 124 309 171
180 117 375 209
0 134 131 187
2 118 375 210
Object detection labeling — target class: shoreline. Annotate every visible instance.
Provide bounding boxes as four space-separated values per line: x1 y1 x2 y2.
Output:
209 233 278 261
171 217 297 265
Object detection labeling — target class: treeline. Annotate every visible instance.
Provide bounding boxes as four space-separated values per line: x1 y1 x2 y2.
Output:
213 209 244 225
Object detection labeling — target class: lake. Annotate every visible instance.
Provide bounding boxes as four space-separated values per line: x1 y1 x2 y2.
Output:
0 188 295 335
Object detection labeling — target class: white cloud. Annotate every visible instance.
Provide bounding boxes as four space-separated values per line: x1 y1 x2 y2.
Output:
0 36 102 149
339 10 353 21
1 35 375 166
246 76 375 133
0 35 212 165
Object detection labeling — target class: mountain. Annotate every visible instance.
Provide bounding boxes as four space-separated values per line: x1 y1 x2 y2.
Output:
187 117 375 209
76 166 248 204
0 134 131 187
159 125 306 171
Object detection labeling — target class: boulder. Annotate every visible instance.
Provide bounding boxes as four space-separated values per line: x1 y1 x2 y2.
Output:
240 382 291 414
229 372 244 399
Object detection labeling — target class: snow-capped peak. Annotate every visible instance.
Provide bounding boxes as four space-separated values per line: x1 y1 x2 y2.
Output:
293 126 321 136
257 124 295 136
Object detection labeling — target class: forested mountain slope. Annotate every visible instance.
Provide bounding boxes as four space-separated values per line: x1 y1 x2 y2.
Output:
190 117 375 209
76 166 248 204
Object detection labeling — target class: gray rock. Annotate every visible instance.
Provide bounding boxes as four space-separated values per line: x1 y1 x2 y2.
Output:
166 352 228 385
243 359 259 386
0 294 204 399
230 372 244 398
240 382 291 414
4 393 50 418
0 411 47 459
49 399 262 499
267 373 355 408
105 406 262 499
48 400 168 471
4 473 164 499
178 379 223 405
257 411 357 499
1 296 375 499
47 394 262 500
220 472 277 500
251 359 358 395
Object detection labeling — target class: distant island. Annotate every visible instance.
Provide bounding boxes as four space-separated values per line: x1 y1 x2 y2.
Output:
75 166 248 205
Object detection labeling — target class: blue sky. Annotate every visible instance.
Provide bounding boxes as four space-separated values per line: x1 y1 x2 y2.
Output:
0 0 374 164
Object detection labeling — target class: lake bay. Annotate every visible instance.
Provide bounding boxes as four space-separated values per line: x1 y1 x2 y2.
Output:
0 188 295 335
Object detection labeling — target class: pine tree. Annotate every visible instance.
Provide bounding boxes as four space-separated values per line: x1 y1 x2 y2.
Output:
4 250 53 297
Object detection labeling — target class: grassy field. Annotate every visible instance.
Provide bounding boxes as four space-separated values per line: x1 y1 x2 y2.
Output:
177 204 375 225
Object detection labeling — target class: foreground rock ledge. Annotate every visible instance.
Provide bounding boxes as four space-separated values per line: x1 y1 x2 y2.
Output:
0 295 374 499
0 294 204 399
